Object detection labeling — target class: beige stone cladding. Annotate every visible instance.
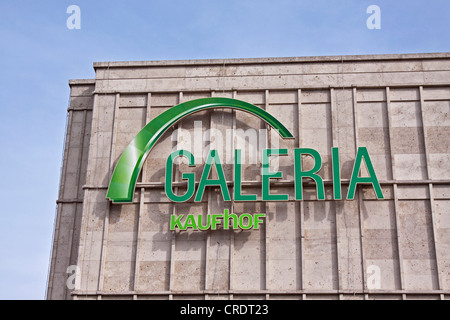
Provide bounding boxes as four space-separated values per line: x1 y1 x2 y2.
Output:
47 53 450 300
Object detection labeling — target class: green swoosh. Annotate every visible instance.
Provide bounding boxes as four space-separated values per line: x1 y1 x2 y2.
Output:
106 97 294 203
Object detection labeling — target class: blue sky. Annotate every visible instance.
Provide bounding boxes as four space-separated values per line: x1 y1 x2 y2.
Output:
0 0 449 300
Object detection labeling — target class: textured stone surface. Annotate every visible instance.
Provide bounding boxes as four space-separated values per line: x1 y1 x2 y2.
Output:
48 53 450 300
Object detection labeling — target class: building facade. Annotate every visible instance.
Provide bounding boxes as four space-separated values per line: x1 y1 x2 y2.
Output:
47 53 450 300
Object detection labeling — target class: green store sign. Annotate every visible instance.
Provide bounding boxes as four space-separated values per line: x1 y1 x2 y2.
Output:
107 98 383 231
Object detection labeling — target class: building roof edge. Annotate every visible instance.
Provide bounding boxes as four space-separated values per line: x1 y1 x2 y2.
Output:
92 52 450 69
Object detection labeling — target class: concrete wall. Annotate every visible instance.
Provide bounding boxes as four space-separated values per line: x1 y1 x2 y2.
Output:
47 80 94 300
48 53 450 300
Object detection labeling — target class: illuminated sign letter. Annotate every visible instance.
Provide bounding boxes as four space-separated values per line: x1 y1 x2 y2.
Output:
165 150 196 202
294 148 325 200
234 149 257 201
332 147 342 200
195 150 231 202
262 149 289 201
347 147 384 200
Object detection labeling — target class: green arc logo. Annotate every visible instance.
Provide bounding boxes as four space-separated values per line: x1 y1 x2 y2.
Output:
107 97 295 203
